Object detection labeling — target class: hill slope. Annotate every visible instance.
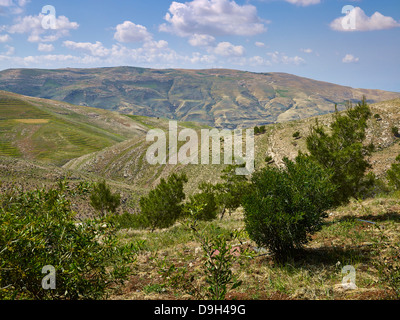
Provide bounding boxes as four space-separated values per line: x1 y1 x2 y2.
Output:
0 90 147 165
1 67 399 129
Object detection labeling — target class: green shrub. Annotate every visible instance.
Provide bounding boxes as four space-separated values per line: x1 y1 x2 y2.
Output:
392 126 399 138
254 126 260 135
292 131 301 139
0 182 138 300
90 180 121 217
243 154 336 261
387 154 400 190
306 97 373 205
185 183 218 221
138 173 188 231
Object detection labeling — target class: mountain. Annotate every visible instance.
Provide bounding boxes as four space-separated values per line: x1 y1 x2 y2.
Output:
0 67 399 129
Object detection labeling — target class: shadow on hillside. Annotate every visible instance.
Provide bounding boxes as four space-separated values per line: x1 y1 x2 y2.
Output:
335 209 400 224
284 245 373 267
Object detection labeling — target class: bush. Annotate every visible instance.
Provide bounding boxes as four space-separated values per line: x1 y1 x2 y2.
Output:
185 182 218 222
0 182 137 300
90 180 121 217
138 173 188 231
214 164 249 219
292 131 301 139
392 126 399 138
243 154 336 260
254 126 260 135
387 154 400 190
306 97 373 205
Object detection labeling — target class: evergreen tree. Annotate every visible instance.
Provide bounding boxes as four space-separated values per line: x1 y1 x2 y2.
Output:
90 180 121 217
306 97 374 205
139 173 188 231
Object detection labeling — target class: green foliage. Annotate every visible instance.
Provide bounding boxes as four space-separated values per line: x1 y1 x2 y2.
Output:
214 164 249 219
374 114 381 119
387 154 400 191
185 182 218 222
265 155 273 164
254 126 260 135
138 173 188 231
392 126 399 138
159 205 246 300
90 180 121 217
292 131 301 139
243 154 336 261
259 125 266 134
306 97 373 205
0 182 138 300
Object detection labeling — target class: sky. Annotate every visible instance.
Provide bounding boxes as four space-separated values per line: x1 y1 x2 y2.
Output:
0 0 399 91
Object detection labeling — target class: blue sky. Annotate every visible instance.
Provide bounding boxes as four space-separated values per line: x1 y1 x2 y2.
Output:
0 0 399 91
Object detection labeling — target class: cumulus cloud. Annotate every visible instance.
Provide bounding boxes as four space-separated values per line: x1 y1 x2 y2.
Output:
255 41 266 48
38 43 54 52
114 21 152 43
3 44 14 55
159 0 267 37
330 7 400 32
0 34 11 42
188 34 216 47
0 0 29 14
63 41 110 57
342 54 359 63
300 48 313 53
211 41 245 57
267 51 305 65
7 14 79 42
284 0 320 6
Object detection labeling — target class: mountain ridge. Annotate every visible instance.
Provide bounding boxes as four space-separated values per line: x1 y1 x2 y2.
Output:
1 66 399 129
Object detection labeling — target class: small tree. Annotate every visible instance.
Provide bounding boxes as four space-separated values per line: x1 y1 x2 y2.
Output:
90 180 121 217
185 182 218 222
214 164 249 220
139 173 188 231
259 125 266 134
254 126 260 135
387 154 400 191
0 182 137 300
306 97 374 205
243 154 336 261
392 126 399 138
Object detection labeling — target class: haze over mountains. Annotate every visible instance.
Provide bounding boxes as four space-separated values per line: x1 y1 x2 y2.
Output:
0 67 399 129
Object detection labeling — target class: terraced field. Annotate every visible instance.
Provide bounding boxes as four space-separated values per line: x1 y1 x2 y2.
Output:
0 91 147 165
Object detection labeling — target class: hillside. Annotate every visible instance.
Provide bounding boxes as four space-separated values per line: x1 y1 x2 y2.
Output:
1 67 399 129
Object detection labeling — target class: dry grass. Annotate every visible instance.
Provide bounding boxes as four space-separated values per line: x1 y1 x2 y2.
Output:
109 194 400 301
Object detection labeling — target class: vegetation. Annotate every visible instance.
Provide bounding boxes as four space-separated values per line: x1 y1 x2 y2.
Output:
387 154 400 190
306 97 374 205
90 180 121 217
0 181 139 300
243 154 336 260
138 173 188 232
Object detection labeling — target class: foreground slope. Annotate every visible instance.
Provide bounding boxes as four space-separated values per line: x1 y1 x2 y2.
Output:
1 67 399 129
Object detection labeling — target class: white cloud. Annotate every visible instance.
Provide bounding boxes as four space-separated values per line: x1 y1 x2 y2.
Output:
7 14 79 42
188 34 216 47
330 7 400 32
342 54 359 63
0 34 11 42
114 21 152 43
63 40 110 57
212 41 245 57
300 48 312 53
267 51 305 65
284 0 320 6
38 43 54 52
3 44 14 55
160 0 267 37
0 0 29 14
255 41 266 48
